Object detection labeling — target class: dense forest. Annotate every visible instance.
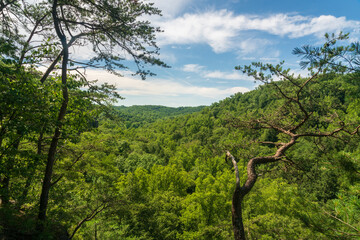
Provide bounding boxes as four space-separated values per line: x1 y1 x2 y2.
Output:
2 67 360 239
1 0 360 240
114 105 206 128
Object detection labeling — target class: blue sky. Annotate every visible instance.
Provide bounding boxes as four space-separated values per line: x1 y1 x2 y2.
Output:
89 0 360 107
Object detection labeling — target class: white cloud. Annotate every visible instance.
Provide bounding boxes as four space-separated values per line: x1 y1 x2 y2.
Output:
236 38 274 55
248 14 359 38
182 64 253 81
155 10 360 53
204 70 253 81
183 64 205 73
156 10 238 53
82 69 249 99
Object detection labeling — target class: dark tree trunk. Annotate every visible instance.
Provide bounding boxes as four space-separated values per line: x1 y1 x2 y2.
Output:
38 0 69 223
38 128 63 221
232 185 245 240
226 151 247 240
227 138 297 240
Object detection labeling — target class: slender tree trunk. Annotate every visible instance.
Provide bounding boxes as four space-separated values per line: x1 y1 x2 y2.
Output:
227 138 297 239
227 151 246 240
95 222 98 240
38 128 63 221
232 185 245 240
38 0 69 223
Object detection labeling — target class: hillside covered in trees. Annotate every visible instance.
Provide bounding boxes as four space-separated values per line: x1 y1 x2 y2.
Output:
114 105 206 128
1 0 360 239
1 70 360 239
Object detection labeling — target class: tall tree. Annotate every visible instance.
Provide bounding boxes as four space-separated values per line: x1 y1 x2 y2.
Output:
37 0 70 222
228 33 360 240
34 0 167 224
0 0 167 229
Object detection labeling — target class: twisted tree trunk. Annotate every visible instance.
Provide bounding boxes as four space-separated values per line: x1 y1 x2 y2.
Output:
227 137 297 239
38 0 69 223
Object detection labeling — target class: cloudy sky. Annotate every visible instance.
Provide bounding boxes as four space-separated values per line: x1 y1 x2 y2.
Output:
86 0 360 107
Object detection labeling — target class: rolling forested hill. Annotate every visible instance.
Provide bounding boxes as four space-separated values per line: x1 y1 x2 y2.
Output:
2 1 360 239
114 105 206 128
89 74 360 239
3 71 359 239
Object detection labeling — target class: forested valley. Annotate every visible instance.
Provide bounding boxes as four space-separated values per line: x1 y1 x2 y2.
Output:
1 0 360 240
2 70 360 239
